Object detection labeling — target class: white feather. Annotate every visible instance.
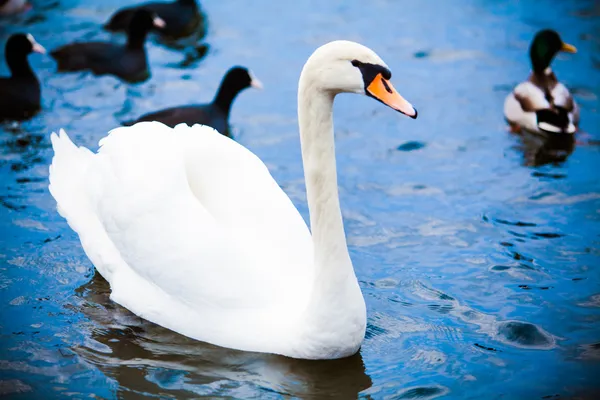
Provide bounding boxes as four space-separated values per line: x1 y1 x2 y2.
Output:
537 122 562 133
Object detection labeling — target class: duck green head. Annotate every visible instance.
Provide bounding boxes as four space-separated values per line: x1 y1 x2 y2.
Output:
529 29 577 73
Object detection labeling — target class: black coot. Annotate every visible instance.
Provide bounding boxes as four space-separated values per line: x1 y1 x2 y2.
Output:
50 10 165 83
124 66 262 137
105 0 205 40
0 33 45 121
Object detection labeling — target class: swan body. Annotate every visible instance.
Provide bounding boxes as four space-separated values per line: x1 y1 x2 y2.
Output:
49 40 417 359
504 30 578 136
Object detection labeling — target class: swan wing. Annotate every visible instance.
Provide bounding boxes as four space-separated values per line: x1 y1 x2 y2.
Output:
49 122 314 340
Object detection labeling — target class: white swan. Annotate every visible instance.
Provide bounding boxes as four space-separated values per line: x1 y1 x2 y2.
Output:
49 40 417 360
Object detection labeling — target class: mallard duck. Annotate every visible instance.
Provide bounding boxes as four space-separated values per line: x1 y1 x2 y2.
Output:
48 40 417 360
504 29 578 135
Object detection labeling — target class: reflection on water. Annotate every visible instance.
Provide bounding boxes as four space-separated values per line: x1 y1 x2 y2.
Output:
75 273 372 398
1 0 600 399
513 130 576 167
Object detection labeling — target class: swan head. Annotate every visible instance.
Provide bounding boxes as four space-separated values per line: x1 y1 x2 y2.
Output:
300 40 417 119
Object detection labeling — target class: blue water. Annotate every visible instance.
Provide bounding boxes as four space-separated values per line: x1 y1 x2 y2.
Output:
1 0 600 398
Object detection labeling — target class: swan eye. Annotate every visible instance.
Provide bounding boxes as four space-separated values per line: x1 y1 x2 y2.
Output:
352 62 393 90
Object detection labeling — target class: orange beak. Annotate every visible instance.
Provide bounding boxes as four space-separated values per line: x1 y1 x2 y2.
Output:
366 73 417 118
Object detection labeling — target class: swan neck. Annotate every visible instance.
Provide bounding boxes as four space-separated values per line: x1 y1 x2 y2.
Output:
298 82 353 278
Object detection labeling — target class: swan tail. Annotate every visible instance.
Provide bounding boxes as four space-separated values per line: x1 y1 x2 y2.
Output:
49 129 95 226
49 130 122 280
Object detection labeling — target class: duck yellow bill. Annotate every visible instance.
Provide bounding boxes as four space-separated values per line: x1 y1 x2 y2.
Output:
561 42 577 53
367 73 417 119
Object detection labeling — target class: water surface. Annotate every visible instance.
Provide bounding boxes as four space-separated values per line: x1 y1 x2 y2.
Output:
1 0 600 398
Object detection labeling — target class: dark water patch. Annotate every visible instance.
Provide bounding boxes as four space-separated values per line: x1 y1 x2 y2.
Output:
529 192 555 201
508 230 529 239
572 4 600 18
359 279 376 288
43 235 62 244
578 294 600 308
412 281 455 301
2 133 44 151
23 13 48 25
15 177 46 184
474 343 500 352
499 242 514 247
397 141 426 152
394 386 449 399
511 251 534 263
496 321 554 349
0 196 26 211
492 217 537 227
438 293 455 302
365 323 387 339
577 342 600 361
418 284 455 301
532 232 565 239
490 265 511 272
516 263 536 271
169 44 210 69
13 136 43 148
0 379 33 396
427 304 454 314
0 123 21 134
572 277 586 281
11 160 38 172
389 297 413 307
531 171 567 180
518 285 553 290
